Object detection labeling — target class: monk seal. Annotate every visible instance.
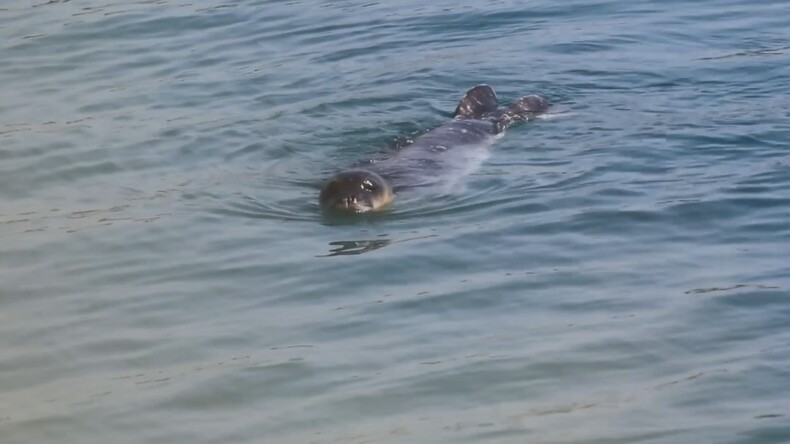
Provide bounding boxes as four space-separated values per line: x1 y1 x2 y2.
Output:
319 85 549 213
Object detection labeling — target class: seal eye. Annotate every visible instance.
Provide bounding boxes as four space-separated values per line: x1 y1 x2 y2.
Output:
361 179 377 192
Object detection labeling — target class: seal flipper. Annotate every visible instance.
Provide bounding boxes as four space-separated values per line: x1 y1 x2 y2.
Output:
453 84 500 118
494 95 550 132
507 95 550 117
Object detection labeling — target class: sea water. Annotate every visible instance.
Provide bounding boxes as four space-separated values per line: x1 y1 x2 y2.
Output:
1 1 789 443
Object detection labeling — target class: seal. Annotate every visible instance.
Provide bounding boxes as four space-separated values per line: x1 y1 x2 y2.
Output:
319 85 549 213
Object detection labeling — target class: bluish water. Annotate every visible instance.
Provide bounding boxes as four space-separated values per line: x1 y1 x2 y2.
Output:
2 1 790 443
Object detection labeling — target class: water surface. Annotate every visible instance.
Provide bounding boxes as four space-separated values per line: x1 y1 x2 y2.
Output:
2 1 790 443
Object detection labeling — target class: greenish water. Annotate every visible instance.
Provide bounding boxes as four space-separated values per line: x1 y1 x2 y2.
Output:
2 1 789 443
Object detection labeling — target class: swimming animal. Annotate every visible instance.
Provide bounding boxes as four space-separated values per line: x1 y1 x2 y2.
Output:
319 85 549 213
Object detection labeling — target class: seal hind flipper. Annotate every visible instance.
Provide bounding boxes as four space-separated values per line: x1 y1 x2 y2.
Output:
453 84 500 118
494 95 550 132
507 95 550 117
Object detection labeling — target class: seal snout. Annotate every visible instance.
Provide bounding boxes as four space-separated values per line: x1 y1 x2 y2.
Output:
334 194 363 211
341 195 361 208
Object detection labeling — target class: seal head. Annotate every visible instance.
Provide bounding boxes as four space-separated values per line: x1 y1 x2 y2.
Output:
319 169 393 213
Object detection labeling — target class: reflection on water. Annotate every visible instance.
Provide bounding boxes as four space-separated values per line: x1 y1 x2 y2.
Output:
319 239 393 257
319 233 437 257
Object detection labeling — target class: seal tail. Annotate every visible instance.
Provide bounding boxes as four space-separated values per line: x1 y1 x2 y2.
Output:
453 84 500 118
495 95 550 132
